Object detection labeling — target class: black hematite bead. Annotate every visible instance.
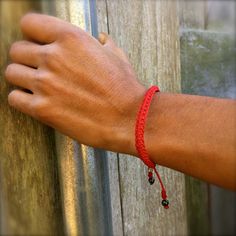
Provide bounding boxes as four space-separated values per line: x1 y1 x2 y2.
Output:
148 177 155 185
161 199 169 207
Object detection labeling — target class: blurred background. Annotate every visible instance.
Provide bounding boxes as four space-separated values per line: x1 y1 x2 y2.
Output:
179 1 236 235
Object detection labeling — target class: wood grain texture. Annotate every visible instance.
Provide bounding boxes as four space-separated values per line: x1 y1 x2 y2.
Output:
0 1 63 234
97 0 187 235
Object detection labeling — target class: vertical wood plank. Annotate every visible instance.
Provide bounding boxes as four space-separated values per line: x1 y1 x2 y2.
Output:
97 0 188 235
0 1 63 234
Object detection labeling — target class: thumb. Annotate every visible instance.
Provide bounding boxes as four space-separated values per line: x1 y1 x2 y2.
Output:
98 32 130 63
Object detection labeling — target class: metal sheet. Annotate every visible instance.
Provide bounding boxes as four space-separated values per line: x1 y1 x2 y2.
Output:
44 1 114 235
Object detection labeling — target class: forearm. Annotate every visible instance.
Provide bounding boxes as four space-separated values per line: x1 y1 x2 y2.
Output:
139 93 236 190
6 13 236 191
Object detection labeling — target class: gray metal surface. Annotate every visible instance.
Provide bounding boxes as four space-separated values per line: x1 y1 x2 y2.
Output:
50 1 113 235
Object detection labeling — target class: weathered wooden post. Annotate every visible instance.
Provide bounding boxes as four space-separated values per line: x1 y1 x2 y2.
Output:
0 0 63 234
96 1 188 235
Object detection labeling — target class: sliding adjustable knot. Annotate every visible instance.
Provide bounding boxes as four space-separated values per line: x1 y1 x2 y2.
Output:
148 168 155 185
135 86 169 209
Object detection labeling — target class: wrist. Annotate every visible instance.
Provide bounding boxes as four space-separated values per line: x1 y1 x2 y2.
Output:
101 83 146 156
144 92 172 166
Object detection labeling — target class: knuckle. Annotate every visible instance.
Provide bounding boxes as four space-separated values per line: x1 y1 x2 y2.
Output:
59 29 77 41
40 45 58 66
32 98 50 120
59 28 87 44
34 69 57 94
40 47 53 60
34 70 47 90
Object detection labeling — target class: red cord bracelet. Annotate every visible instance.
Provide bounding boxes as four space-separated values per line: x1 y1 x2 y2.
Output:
135 86 169 209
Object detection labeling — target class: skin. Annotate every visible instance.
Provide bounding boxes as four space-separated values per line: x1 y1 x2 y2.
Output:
5 13 236 190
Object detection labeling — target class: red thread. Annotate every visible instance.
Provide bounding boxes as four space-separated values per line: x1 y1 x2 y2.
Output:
135 86 169 209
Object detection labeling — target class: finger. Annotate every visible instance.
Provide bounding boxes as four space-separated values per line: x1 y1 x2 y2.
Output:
20 13 72 44
8 89 34 116
10 40 41 68
5 63 36 91
98 32 130 63
98 32 108 45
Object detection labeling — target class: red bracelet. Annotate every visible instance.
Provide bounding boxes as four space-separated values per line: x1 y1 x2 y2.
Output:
135 86 169 209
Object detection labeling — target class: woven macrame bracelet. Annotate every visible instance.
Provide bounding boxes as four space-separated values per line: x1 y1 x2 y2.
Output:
135 85 169 209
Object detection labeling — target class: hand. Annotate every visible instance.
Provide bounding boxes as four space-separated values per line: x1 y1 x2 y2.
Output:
5 13 145 155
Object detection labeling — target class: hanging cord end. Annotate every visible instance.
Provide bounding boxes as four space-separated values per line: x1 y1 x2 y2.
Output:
161 190 169 209
147 168 169 209
153 167 170 209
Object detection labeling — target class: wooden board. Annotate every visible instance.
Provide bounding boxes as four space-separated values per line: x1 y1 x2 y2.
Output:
0 1 63 234
96 1 188 235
